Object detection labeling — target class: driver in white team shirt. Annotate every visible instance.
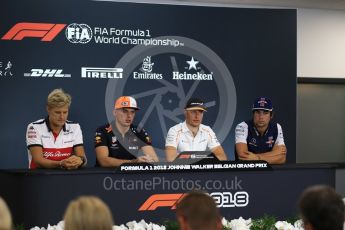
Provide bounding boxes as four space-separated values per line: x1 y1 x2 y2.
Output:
165 98 227 162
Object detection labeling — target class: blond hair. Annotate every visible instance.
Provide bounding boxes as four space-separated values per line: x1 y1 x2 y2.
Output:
0 197 12 230
64 196 114 230
47 88 71 109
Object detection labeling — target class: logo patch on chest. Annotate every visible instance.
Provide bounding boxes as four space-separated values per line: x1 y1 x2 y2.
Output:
249 138 257 147
266 136 275 148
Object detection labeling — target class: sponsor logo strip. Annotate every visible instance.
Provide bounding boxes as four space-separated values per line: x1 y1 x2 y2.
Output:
81 67 123 79
24 69 71 78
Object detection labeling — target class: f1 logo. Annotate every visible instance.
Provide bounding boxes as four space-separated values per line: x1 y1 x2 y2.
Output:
2 22 66 41
138 193 186 211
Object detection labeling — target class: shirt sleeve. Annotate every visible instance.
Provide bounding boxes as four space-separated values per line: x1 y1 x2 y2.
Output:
165 126 178 148
235 122 248 144
206 127 221 150
275 123 285 145
26 124 42 148
94 126 108 148
73 124 84 147
136 128 152 147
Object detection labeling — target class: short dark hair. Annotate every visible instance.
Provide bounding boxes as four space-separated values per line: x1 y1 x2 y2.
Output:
176 191 220 230
252 109 273 117
299 185 345 230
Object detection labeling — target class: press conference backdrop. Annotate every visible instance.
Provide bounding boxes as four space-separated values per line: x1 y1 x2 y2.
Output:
0 0 296 168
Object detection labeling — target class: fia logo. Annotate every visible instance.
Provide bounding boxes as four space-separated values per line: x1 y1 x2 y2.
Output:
65 23 92 44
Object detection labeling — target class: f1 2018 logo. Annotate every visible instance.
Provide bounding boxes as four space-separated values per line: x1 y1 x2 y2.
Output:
138 193 186 211
2 23 66 41
210 191 249 208
138 192 249 211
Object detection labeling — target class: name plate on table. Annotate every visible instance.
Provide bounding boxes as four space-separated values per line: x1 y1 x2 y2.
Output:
118 161 271 173
175 151 218 163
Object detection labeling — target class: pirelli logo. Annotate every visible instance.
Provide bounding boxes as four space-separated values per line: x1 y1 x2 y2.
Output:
2 23 66 41
81 67 123 79
138 193 185 211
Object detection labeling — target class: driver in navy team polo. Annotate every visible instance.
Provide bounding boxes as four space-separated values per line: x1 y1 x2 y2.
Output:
94 96 158 167
26 89 87 169
165 98 227 162
235 97 287 164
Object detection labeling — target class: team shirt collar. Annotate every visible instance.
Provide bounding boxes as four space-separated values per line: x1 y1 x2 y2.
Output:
110 121 136 137
182 121 204 134
44 116 66 132
252 120 270 137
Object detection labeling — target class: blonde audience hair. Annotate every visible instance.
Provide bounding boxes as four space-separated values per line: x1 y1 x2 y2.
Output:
47 88 72 109
64 196 114 230
0 197 12 230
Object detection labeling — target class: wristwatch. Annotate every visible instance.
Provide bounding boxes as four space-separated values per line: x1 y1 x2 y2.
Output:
77 155 87 167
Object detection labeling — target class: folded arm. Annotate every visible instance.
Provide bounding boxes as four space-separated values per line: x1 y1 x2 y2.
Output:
211 145 227 161
235 143 286 164
165 146 178 162
141 145 159 162
95 146 137 167
29 146 84 169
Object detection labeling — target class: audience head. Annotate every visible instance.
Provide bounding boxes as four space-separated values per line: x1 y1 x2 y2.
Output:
64 196 114 230
299 185 345 230
0 197 12 230
176 191 221 230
